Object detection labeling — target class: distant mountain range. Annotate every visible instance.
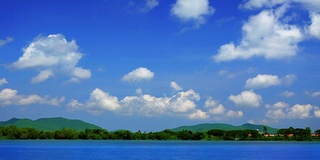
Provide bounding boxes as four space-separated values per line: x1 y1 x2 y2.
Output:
1 117 280 134
0 117 101 131
170 123 279 134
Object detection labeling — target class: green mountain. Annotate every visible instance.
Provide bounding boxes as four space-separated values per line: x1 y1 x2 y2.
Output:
170 123 279 134
0 117 101 131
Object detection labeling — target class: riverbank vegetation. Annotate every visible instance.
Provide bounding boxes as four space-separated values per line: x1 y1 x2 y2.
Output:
1 126 319 141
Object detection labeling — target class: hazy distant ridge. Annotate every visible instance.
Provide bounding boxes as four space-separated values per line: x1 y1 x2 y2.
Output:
170 123 279 134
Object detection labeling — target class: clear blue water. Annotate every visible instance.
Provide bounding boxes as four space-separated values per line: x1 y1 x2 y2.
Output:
0 140 319 160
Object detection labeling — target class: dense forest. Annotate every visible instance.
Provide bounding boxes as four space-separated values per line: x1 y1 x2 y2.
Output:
1 126 319 141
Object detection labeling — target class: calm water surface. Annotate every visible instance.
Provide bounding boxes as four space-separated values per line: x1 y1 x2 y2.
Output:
0 140 319 160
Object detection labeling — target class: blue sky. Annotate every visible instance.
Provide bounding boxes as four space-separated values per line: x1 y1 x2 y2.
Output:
0 0 320 131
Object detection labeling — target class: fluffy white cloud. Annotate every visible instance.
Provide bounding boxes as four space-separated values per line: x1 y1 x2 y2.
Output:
0 88 64 106
266 102 317 119
213 9 303 62
205 97 225 115
0 78 8 86
309 12 320 39
11 34 91 83
171 0 215 28
87 88 121 112
69 86 202 118
245 74 296 89
282 91 295 97
122 67 154 83
169 89 200 113
227 110 244 118
170 81 183 91
228 90 262 107
287 104 313 119
188 109 210 119
245 74 281 89
0 37 13 46
315 109 320 118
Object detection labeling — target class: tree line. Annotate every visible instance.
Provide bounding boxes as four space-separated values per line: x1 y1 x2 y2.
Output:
0 126 319 141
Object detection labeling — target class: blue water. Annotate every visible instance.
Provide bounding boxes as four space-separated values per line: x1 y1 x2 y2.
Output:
0 140 319 160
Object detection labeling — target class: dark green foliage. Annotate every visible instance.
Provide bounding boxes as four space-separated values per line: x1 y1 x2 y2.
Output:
0 126 318 141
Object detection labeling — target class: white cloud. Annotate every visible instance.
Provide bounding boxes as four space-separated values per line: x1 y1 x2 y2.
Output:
309 12 320 39
170 81 183 91
169 89 200 113
188 109 210 119
213 9 303 62
240 0 287 9
280 74 296 86
245 74 296 89
311 92 320 97
305 91 320 97
0 37 13 46
208 104 226 115
228 90 262 107
86 88 121 112
227 110 244 118
141 0 159 12
282 91 295 97
273 101 290 108
171 0 215 28
245 74 281 89
0 78 8 86
69 86 202 118
266 103 317 119
205 97 225 115
266 108 286 119
122 67 154 83
11 34 91 83
31 69 54 83
0 88 64 106
287 104 313 119
315 109 320 118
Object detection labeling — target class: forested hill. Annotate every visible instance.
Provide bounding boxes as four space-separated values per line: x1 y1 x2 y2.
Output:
170 123 279 134
0 117 101 131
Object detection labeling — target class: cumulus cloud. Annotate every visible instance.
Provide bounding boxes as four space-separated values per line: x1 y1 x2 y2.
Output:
245 74 296 89
87 88 121 112
227 110 244 118
213 8 303 62
0 78 8 86
0 37 13 46
170 81 183 91
11 34 91 83
287 104 313 119
228 90 262 107
282 91 295 97
245 74 281 89
315 109 320 118
69 87 201 117
188 109 210 119
171 0 215 28
266 102 317 119
122 67 154 83
205 97 225 115
308 12 320 39
0 88 64 106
